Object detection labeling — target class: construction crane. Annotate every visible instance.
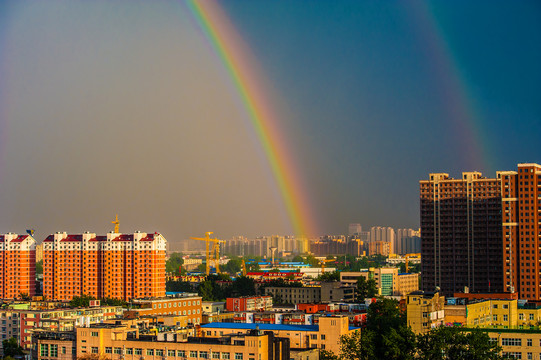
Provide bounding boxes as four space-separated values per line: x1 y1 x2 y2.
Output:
190 232 226 276
241 259 247 276
112 214 119 233
404 253 421 273
320 259 335 274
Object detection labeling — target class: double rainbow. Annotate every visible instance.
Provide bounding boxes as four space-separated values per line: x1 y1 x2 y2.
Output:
187 1 316 237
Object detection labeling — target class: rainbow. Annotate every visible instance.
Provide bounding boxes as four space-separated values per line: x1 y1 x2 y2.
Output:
406 2 492 171
186 0 317 237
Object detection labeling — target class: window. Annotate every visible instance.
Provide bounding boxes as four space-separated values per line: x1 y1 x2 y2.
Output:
200 351 208 359
310 334 317 340
530 314 535 321
493 315 498 321
91 331 98 337
135 349 143 355
50 344 58 357
126 348 133 355
147 349 154 356
528 339 533 346
222 353 230 359
169 350 176 357
519 314 524 320
504 315 509 321
105 347 112 354
190 351 198 358
178 350 186 357
114 348 122 354
92 347 99 354
212 352 220 359
235 353 243 360
502 338 522 346
503 304 509 309
40 344 49 357
156 349 164 356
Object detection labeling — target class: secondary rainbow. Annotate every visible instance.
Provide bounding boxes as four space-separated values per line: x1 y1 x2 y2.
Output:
186 0 316 237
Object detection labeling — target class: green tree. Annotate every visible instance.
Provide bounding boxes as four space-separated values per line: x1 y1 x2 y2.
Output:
223 258 242 274
228 276 256 297
416 326 502 360
196 263 207 273
317 270 340 282
69 294 96 307
366 279 378 298
166 280 195 293
165 252 184 275
292 255 304 263
36 259 43 276
357 276 368 300
2 337 24 357
360 298 416 360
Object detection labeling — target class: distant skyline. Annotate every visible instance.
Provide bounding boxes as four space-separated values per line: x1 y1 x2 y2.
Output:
0 1 539 245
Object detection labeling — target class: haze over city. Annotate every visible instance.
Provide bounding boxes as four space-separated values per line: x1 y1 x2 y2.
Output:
0 1 539 246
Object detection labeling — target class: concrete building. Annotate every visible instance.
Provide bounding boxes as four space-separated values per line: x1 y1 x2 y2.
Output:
348 223 362 236
226 296 273 312
129 294 202 325
33 322 292 360
0 233 36 299
421 164 541 300
395 228 421 255
420 172 504 296
370 227 395 254
340 268 418 297
201 315 357 355
406 291 445 334
0 304 123 352
43 231 166 301
265 283 355 304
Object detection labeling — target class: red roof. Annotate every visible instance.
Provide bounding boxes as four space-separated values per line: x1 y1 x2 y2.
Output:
0 235 30 243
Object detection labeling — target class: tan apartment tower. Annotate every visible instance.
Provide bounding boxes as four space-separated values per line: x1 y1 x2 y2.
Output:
43 231 166 301
0 233 36 299
421 163 541 301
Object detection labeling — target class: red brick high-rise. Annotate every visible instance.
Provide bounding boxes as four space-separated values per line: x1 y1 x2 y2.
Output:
43 231 166 301
0 233 36 299
420 163 541 300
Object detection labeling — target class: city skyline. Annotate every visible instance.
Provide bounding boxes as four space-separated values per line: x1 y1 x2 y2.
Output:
0 1 539 245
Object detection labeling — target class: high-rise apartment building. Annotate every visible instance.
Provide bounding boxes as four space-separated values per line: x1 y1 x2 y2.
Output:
420 163 541 300
396 228 421 255
420 171 503 297
0 233 36 299
43 231 166 301
348 223 362 236
370 226 395 254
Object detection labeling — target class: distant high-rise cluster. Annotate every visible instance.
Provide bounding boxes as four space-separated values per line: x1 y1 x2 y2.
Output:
222 235 308 258
420 163 541 300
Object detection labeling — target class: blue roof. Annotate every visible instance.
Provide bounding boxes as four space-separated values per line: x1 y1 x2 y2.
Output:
201 322 319 332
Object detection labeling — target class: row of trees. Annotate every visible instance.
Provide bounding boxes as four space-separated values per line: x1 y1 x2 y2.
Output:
321 298 502 360
69 295 128 308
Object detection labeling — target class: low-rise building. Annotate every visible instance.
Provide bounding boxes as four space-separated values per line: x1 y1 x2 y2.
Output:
226 296 273 312
130 294 202 325
406 291 445 334
32 321 291 360
201 315 357 355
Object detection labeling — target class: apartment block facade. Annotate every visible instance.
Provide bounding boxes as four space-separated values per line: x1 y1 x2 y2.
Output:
420 171 504 297
0 233 36 300
43 232 166 301
421 163 541 300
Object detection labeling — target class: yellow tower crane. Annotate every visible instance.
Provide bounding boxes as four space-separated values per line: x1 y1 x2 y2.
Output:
112 214 119 233
190 232 226 276
320 259 334 274
241 259 247 276
404 253 421 273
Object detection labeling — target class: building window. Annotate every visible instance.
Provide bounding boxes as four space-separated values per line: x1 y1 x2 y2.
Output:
235 353 243 360
105 347 112 354
156 349 164 356
212 352 220 359
92 347 99 354
528 339 533 346
190 351 198 358
50 344 58 358
222 353 230 359
40 344 49 357
147 349 154 356
114 348 122 354
126 348 133 355
504 315 509 321
178 350 186 357
200 351 208 359
530 314 535 321
91 331 98 337
135 349 143 355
